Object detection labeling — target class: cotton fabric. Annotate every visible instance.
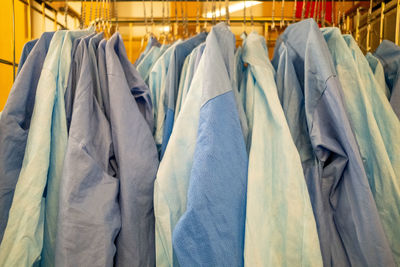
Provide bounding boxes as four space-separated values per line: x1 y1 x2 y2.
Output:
241 32 323 267
272 19 393 267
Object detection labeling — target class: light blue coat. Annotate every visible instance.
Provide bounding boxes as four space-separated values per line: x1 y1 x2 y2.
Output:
0 30 68 267
0 32 53 244
241 32 323 267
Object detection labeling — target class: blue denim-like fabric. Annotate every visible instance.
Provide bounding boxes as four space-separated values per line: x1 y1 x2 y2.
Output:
42 29 92 267
0 30 71 267
272 19 393 267
55 34 120 267
106 33 159 267
17 39 38 74
241 32 323 267
160 33 207 158
173 91 248 267
0 32 53 244
374 40 400 119
366 52 390 98
172 23 248 266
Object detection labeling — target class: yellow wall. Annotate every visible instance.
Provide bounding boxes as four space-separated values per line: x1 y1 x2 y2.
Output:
0 0 78 111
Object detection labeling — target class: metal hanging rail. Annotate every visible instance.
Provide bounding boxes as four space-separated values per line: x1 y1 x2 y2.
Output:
114 16 302 24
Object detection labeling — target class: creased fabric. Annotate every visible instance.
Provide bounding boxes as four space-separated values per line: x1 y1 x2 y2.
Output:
106 33 159 267
55 33 120 267
374 40 400 119
0 32 53 244
241 32 322 267
0 30 68 267
272 19 393 267
172 23 248 267
322 28 399 265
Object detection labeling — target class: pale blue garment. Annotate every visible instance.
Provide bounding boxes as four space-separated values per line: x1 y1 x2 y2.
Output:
272 20 394 267
135 36 161 66
342 33 400 264
106 33 159 267
241 32 323 267
153 44 212 267
175 43 206 120
149 40 182 153
374 40 400 120
137 45 161 84
174 53 190 120
161 33 207 158
0 32 54 244
17 39 38 74
154 23 247 267
172 23 248 267
366 52 390 99
42 29 91 267
55 35 120 267
0 30 68 267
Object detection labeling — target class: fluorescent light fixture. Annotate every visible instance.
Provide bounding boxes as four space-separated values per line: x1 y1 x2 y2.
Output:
205 1 262 18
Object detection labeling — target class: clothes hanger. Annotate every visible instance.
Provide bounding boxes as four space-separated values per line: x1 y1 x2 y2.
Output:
292 0 297 24
280 0 285 28
242 0 247 36
196 0 201 34
65 0 69 29
301 0 308 20
250 0 255 31
225 0 230 26
271 0 276 30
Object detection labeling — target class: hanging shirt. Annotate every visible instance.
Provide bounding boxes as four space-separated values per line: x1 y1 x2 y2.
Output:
174 53 190 120
154 23 246 267
65 32 97 130
271 19 393 267
55 34 120 267
0 32 53 244
174 42 205 120
17 38 38 74
341 33 400 264
88 33 105 111
160 32 207 158
241 32 323 267
0 30 68 267
172 23 248 267
366 52 390 98
97 39 111 120
106 33 159 267
42 29 91 267
149 40 182 153
135 36 161 67
137 45 164 84
374 40 400 119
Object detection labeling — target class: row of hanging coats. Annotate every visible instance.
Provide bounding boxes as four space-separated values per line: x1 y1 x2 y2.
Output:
0 18 399 267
